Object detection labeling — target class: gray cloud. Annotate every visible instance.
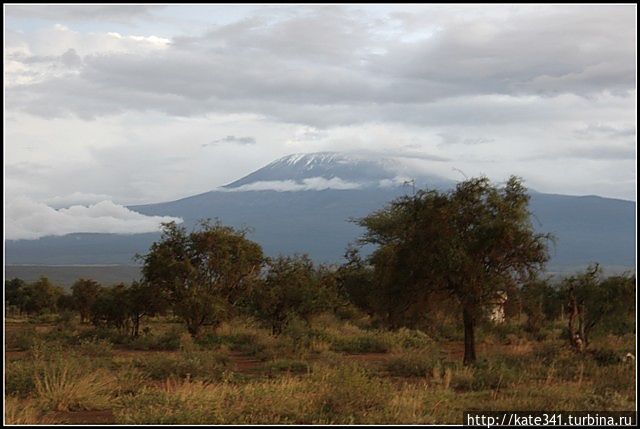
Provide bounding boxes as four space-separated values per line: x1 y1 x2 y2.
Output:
204 135 256 147
522 144 636 161
438 132 495 146
5 6 635 124
574 124 636 140
6 5 163 23
4 5 637 209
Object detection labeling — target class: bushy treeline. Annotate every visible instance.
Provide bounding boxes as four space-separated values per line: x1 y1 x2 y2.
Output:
5 250 348 341
5 261 633 354
4 176 636 363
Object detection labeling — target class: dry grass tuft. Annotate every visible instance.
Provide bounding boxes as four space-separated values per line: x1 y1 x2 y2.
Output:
34 358 115 412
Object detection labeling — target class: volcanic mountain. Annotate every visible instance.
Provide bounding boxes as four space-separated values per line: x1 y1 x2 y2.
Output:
5 152 636 274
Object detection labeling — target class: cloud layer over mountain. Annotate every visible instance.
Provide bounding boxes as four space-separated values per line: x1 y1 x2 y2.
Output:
6 198 182 240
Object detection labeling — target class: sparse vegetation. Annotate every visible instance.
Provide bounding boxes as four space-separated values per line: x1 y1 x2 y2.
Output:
4 177 636 424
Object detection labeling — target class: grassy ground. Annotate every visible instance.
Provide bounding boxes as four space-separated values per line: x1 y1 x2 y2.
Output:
4 313 636 424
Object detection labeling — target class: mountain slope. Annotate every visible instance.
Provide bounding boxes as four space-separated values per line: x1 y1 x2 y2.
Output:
5 152 636 272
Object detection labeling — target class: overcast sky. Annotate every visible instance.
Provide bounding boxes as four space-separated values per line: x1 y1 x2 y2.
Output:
4 5 637 239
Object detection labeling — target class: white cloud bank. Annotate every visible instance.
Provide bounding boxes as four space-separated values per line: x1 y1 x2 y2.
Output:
44 192 115 208
6 198 183 240
222 177 363 192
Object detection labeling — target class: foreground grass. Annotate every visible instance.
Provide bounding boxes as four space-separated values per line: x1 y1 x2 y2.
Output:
5 314 636 424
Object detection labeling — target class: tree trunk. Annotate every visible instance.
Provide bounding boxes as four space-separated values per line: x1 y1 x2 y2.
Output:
567 289 585 352
133 314 140 337
463 305 477 365
186 317 201 337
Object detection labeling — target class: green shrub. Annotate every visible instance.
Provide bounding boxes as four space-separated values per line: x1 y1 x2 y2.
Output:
450 359 521 392
534 341 563 363
6 326 38 351
429 322 463 341
490 322 523 342
42 327 78 346
126 327 184 351
114 366 149 396
586 389 634 411
155 328 183 351
134 351 229 381
592 364 636 397
261 359 310 376
134 355 188 380
386 353 440 377
31 313 59 324
77 338 114 358
126 334 157 351
5 360 37 397
331 334 390 353
76 327 128 345
591 348 621 366
315 364 391 422
469 360 521 391
451 366 475 391
194 333 225 350
390 328 432 350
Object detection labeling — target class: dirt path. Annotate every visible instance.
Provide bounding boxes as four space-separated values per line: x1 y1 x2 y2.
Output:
45 410 115 425
5 350 28 360
112 347 180 358
341 352 390 366
440 340 534 362
227 350 262 374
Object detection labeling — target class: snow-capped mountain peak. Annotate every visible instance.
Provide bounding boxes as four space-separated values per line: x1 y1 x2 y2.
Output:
224 152 396 190
221 152 454 192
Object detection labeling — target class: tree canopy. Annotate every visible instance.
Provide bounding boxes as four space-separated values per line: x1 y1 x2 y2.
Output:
356 176 551 364
562 264 635 351
71 278 101 323
248 254 341 334
140 220 264 336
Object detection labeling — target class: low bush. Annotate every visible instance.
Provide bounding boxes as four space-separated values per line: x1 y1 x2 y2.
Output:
6 326 39 351
261 359 311 376
77 338 114 358
134 351 230 381
390 328 433 350
114 366 149 396
331 334 390 354
591 348 622 367
126 327 184 351
315 364 391 423
450 359 521 392
5 360 37 397
385 353 441 378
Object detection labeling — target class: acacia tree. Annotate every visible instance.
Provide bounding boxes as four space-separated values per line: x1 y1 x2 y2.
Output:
562 264 635 352
248 254 339 335
5 278 27 314
127 280 168 337
91 283 131 334
140 220 264 337
20 277 64 315
71 278 102 323
357 176 551 364
336 247 378 318
520 277 561 335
